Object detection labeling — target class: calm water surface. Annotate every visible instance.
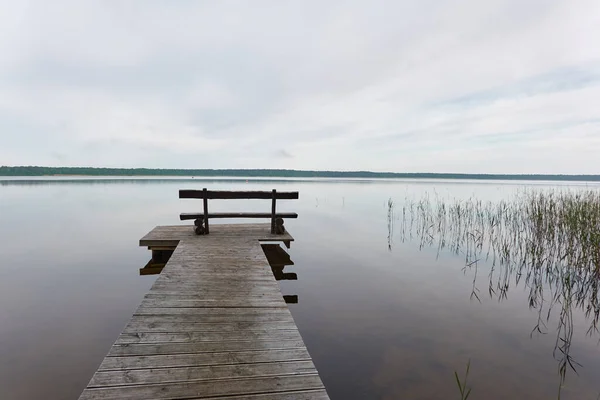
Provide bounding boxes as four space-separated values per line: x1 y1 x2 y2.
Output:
1 177 599 399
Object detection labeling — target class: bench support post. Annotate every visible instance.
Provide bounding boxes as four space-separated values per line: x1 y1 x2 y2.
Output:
203 188 210 234
271 189 277 234
179 188 297 235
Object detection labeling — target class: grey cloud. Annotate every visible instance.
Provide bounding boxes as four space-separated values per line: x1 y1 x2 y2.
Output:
0 0 599 173
275 149 293 159
432 67 600 109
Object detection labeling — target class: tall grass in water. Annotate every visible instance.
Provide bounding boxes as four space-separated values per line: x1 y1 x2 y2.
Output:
387 198 394 251
454 360 472 400
394 189 600 397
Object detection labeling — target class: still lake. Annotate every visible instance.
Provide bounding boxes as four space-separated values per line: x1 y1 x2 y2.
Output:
1 177 599 400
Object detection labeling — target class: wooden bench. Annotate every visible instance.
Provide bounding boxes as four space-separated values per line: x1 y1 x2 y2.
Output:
179 188 299 235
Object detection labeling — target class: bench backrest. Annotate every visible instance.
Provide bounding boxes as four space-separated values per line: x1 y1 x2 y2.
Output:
179 188 299 234
180 190 299 200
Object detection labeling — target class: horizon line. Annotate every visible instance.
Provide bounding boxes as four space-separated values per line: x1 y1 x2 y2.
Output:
1 165 600 179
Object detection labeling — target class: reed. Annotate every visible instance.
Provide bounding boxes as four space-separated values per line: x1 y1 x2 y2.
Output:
454 359 472 400
393 188 600 395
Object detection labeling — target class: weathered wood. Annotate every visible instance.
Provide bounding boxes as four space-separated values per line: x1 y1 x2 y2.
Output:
123 320 301 333
98 348 313 370
271 189 277 234
140 298 287 308
180 212 298 220
148 246 177 251
108 339 308 356
158 274 279 282
139 224 295 247
179 190 299 200
200 391 330 400
149 283 285 292
79 374 324 399
128 314 295 324
143 291 284 299
159 271 277 278
202 188 209 234
79 224 328 399
89 360 317 387
133 307 293 316
115 330 303 344
145 289 285 298
180 189 298 235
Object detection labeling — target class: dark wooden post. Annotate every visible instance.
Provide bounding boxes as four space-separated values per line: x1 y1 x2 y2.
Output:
271 189 277 234
203 188 209 234
151 249 161 263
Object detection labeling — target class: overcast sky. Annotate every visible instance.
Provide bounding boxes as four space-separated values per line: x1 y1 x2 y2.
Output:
1 1 599 173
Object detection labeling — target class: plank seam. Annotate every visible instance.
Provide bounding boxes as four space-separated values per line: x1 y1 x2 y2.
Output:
97 358 315 372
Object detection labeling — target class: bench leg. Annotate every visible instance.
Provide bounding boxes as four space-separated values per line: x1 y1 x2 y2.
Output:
194 218 206 235
274 217 285 234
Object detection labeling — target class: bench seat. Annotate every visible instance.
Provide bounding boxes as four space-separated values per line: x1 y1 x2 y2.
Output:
180 212 298 220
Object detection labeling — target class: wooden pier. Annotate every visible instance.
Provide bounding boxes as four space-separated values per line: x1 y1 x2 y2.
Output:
78 224 329 399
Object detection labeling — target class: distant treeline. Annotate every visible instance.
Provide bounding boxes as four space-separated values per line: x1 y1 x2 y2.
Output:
1 166 600 182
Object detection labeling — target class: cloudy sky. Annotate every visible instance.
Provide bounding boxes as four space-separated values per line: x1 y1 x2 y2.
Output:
1 0 599 173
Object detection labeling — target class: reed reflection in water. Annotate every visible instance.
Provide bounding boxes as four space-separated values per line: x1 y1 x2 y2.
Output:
388 189 600 397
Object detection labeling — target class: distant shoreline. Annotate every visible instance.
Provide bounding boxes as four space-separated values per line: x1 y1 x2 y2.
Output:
1 166 600 182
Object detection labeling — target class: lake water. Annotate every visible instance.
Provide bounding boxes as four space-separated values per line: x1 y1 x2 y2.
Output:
1 177 599 399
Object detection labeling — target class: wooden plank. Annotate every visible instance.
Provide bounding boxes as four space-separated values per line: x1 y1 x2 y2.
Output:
179 190 299 200
144 289 281 302
148 246 177 251
148 285 284 293
115 330 303 344
159 271 276 278
89 360 317 387
108 339 308 356
143 290 285 298
80 374 323 400
123 320 301 333
159 269 276 277
127 314 295 324
180 212 298 220
140 298 286 308
195 390 330 400
139 224 295 247
133 307 292 316
158 275 278 283
80 224 328 400
98 348 313 370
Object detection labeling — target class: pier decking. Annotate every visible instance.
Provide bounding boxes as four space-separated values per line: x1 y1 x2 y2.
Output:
79 224 329 400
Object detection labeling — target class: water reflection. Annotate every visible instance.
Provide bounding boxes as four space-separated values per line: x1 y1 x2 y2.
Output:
392 190 600 396
387 198 394 251
0 177 409 186
7 177 600 399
